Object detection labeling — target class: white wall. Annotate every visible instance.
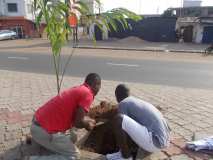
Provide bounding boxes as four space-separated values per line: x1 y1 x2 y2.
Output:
24 0 35 21
0 0 34 20
194 25 203 43
0 1 3 15
3 0 25 17
0 0 6 16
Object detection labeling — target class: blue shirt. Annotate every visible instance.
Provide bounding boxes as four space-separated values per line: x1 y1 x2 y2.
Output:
118 96 170 148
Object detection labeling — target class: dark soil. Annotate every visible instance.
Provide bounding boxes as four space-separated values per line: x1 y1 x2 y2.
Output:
88 101 118 120
82 121 119 154
82 101 119 154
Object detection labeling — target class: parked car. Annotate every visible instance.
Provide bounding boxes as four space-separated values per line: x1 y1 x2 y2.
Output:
0 30 17 40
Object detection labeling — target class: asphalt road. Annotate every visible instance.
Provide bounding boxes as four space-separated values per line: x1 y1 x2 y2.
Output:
0 51 213 89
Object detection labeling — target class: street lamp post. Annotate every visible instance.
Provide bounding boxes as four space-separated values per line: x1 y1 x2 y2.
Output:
180 0 183 17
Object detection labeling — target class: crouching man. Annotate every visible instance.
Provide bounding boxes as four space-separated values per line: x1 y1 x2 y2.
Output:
107 84 170 160
30 73 101 160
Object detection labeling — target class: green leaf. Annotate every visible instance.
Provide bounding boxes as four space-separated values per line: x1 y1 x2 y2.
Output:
101 13 117 32
33 0 141 93
73 6 87 15
75 1 90 13
35 11 43 29
94 0 101 5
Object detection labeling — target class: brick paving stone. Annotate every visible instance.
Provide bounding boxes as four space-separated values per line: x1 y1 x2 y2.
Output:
22 113 34 120
194 120 212 129
163 144 183 156
175 118 191 126
144 151 169 160
22 127 31 136
183 124 202 133
5 124 21 132
21 121 31 128
171 138 186 149
0 143 5 152
0 69 213 159
80 150 106 160
0 136 4 145
204 127 213 135
12 130 23 140
171 154 193 160
175 128 192 138
3 140 19 151
182 135 193 141
6 111 22 124
2 146 22 160
184 149 212 160
4 133 14 141
170 132 183 140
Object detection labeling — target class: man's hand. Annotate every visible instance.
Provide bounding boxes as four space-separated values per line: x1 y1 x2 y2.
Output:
85 118 96 131
74 106 96 131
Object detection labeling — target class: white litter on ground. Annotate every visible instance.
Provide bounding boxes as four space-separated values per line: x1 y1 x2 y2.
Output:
186 136 213 151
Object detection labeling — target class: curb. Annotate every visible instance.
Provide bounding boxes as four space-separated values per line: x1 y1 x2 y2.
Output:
74 45 205 54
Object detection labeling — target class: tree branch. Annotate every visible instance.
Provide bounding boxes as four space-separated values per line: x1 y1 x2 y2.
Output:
59 42 77 91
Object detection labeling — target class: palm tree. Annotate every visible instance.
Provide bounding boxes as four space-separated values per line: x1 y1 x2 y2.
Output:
34 0 141 94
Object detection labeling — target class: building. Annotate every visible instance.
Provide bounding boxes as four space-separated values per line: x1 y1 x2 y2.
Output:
0 0 34 20
183 0 202 7
175 17 213 43
163 6 213 17
0 0 44 38
0 0 100 38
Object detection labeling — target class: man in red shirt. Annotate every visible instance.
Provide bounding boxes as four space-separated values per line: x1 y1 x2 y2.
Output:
30 73 101 160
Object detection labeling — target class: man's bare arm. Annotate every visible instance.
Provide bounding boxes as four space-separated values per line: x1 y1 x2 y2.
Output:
74 107 96 131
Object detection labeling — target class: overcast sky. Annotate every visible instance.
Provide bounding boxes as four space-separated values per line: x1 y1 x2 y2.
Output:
101 0 213 14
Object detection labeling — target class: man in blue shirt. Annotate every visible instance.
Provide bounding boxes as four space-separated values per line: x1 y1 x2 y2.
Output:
106 84 170 160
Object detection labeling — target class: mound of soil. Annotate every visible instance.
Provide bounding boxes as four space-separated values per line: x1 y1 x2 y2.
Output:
117 36 147 43
82 101 119 154
88 101 118 121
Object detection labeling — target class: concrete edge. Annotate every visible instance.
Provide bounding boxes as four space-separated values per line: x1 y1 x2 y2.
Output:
74 45 205 54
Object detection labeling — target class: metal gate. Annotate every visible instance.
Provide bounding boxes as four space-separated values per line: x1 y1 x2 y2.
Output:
202 26 213 44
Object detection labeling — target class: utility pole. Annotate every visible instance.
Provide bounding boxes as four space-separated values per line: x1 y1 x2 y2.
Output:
138 0 142 15
156 0 160 14
180 0 183 17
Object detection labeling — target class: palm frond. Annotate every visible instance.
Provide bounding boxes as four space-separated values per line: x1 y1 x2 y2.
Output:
33 0 141 93
75 1 90 14
94 7 141 33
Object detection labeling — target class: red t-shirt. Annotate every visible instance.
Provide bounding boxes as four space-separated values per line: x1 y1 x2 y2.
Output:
35 83 94 133
68 14 78 27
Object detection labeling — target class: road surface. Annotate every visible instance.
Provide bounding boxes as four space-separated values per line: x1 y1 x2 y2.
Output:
0 51 213 89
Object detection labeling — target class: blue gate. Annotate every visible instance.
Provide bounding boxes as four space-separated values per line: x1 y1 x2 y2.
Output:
202 26 213 44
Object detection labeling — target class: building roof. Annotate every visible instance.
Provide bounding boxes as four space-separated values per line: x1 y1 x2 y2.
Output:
171 6 213 10
199 17 213 24
177 17 213 25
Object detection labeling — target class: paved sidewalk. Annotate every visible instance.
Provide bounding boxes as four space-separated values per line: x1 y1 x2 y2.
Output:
75 38 209 53
0 70 213 159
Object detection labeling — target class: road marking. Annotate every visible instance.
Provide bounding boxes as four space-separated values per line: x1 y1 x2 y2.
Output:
8 56 29 60
107 62 139 67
